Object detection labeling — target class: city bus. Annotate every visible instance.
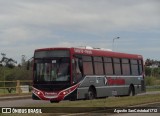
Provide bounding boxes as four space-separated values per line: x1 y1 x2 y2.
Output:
32 46 145 103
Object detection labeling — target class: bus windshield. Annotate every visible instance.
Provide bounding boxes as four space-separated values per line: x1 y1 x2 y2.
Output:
33 50 70 83
34 58 70 82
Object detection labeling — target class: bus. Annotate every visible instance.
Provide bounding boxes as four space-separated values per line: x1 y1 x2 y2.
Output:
32 46 145 103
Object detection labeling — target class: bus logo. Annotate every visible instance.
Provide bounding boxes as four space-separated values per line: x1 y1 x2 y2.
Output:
105 77 125 85
44 92 57 96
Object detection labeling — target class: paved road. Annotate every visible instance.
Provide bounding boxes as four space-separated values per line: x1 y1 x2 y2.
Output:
0 98 49 107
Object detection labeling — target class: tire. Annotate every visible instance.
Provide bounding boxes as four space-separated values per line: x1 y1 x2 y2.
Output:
70 97 76 101
88 88 96 100
50 100 60 103
128 86 135 96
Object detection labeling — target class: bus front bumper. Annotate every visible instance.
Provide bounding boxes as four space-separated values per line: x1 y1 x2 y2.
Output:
32 83 80 102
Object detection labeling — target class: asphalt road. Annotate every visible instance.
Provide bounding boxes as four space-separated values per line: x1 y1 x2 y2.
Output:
0 98 49 107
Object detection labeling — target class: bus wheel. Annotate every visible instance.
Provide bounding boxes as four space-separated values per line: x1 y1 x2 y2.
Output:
70 97 76 101
128 85 135 96
88 88 96 100
50 100 60 103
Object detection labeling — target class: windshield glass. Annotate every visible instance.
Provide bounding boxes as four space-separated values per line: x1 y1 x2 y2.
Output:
34 58 70 82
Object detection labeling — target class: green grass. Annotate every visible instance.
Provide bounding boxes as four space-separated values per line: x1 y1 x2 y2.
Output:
146 88 160 91
0 92 31 97
145 76 160 86
0 89 7 94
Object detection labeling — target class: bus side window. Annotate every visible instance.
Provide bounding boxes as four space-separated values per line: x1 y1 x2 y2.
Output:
138 60 143 75
131 59 139 75
73 58 82 83
78 58 83 75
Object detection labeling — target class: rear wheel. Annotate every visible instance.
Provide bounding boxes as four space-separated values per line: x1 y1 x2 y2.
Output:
128 86 135 96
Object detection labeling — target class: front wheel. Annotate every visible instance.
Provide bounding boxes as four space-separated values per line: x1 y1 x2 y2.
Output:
88 88 96 100
50 100 60 103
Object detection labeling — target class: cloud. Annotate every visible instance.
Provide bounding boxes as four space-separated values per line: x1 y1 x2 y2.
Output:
0 0 160 63
1 0 159 32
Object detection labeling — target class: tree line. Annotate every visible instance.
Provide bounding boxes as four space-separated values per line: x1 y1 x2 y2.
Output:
145 58 160 77
0 53 32 88
145 58 160 67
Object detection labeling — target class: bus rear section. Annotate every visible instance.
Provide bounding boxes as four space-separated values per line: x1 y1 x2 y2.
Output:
71 47 145 100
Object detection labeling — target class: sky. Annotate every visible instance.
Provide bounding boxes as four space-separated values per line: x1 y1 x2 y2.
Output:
0 0 160 64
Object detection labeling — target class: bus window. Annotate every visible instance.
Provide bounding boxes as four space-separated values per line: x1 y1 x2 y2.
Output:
83 56 93 75
113 58 121 75
138 60 143 74
104 57 113 75
94 57 104 75
83 62 93 75
122 59 130 75
131 59 139 75
34 58 70 82
73 58 83 83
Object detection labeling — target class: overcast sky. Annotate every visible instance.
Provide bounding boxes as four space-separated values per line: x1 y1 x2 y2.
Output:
0 0 160 64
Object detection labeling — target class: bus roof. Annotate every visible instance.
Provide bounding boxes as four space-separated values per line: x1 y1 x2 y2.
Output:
35 47 143 59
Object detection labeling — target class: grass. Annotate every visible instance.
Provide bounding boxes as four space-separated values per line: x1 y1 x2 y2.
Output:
0 90 32 96
146 87 160 92
145 76 160 86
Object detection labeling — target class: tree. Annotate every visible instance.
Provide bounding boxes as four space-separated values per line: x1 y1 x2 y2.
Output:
145 58 160 67
145 67 152 76
0 53 17 68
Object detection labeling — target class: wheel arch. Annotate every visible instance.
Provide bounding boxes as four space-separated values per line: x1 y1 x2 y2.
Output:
87 85 97 99
89 85 97 95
